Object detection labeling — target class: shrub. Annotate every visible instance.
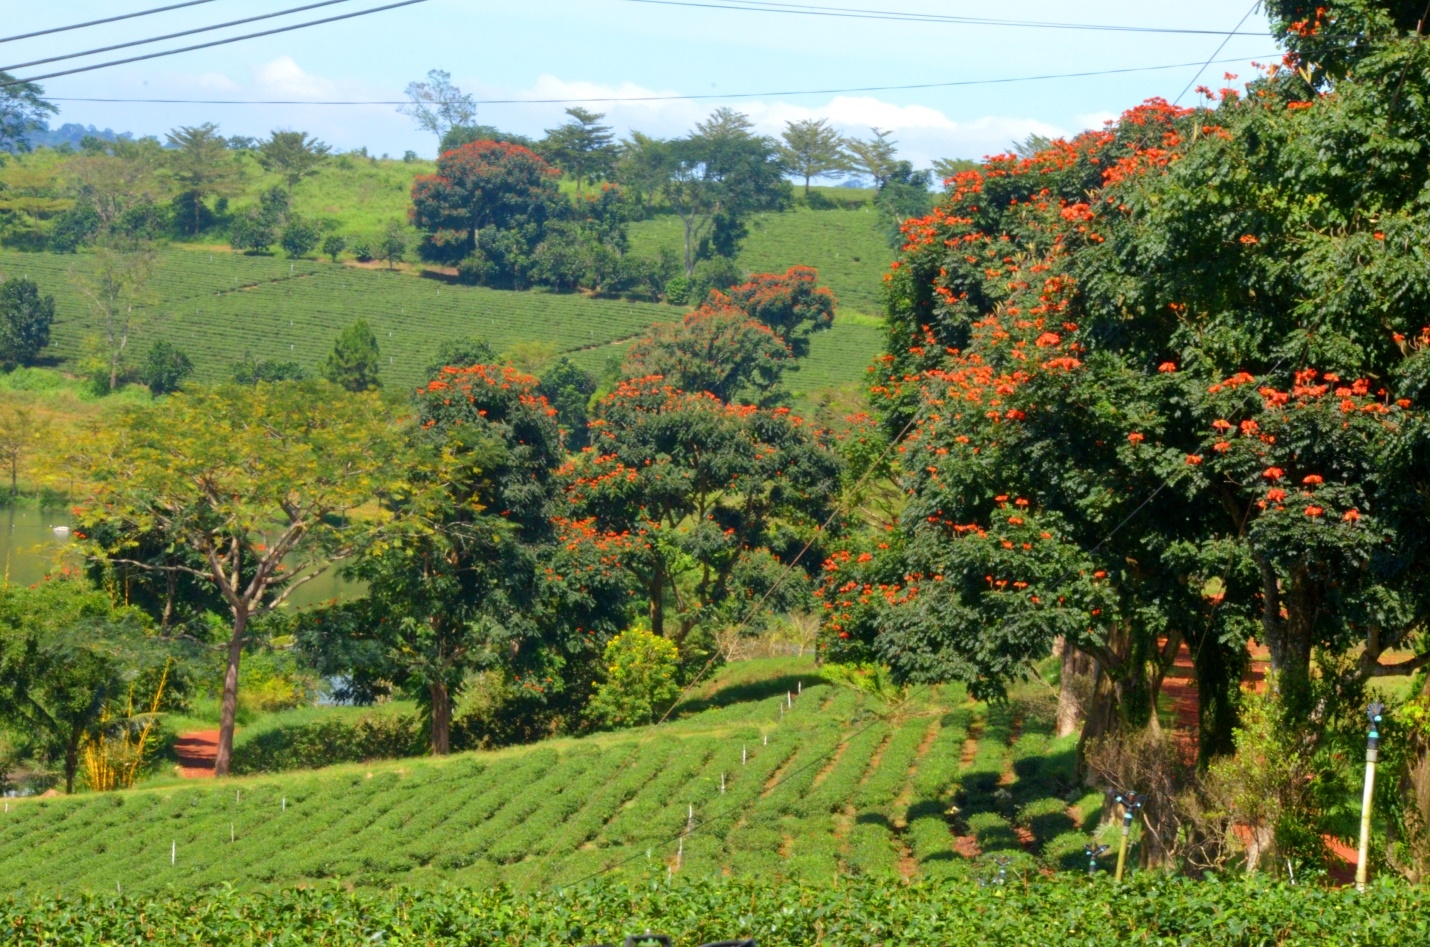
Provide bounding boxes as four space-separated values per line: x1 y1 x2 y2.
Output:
230 212 276 253
229 710 425 774
280 218 322 259
322 233 347 262
138 340 193 396
586 626 681 728
349 237 374 262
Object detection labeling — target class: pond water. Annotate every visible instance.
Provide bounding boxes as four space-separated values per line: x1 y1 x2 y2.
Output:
0 503 358 607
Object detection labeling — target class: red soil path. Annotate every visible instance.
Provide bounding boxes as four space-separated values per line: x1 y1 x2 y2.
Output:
174 730 219 778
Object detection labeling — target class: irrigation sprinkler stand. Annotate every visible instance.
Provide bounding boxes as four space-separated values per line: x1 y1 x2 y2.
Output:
1356 701 1385 892
1084 843 1109 876
1113 791 1143 882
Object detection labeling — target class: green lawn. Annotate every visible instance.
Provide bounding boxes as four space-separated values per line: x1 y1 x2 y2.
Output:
0 658 1098 896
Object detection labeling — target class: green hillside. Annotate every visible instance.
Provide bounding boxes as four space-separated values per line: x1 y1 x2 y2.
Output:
0 245 884 399
629 204 896 317
0 658 1100 896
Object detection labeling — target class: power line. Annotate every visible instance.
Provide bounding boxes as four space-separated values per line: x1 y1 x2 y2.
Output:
618 0 1270 36
0 0 433 89
39 54 1275 107
1 0 365 74
1175 1 1263 105
0 0 223 46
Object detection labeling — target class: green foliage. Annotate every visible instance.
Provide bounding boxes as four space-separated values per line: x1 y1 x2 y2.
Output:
164 123 240 237
539 107 618 191
0 275 54 370
138 339 192 395
536 355 596 449
0 71 57 153
230 707 425 775
0 579 156 794
320 233 345 262
279 217 321 259
230 355 307 384
68 381 405 775
587 625 682 728
322 319 382 392
779 118 851 196
4 874 1429 945
256 131 330 199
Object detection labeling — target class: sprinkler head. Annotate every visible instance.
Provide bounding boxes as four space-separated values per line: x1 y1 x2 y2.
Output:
1368 702 1386 725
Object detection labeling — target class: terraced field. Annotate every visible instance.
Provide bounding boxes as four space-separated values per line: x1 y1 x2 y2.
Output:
0 658 1105 896
1 245 884 397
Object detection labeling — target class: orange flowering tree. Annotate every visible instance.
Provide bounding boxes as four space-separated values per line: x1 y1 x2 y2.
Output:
327 365 633 753
826 2 1430 761
565 375 841 662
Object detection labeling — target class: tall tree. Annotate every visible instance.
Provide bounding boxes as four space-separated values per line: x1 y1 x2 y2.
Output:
0 276 54 370
540 107 618 193
614 131 671 213
409 140 561 264
337 365 630 750
67 381 404 776
323 320 383 392
845 128 898 188
257 131 331 203
662 109 791 276
0 405 42 496
568 376 839 648
778 118 850 196
76 242 155 391
165 123 240 235
0 71 57 153
399 69 478 146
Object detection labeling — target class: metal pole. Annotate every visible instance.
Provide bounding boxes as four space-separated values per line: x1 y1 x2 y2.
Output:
1356 702 1385 892
1113 792 1142 882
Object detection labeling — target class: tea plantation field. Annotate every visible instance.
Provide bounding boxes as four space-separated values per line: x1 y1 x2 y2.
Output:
0 244 886 399
0 658 1102 897
628 205 895 317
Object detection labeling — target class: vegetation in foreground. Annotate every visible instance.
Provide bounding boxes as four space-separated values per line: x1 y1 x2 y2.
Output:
4 873 1426 947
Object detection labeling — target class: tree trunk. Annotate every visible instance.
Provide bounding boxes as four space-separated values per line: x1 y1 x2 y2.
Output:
213 610 247 778
1255 552 1313 711
649 558 666 638
804 175 812 198
429 680 452 755
1191 628 1242 766
64 728 81 794
1056 639 1087 738
682 216 696 277
9 460 16 496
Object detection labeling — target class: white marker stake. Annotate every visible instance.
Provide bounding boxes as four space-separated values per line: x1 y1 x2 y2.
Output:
282 797 286 812
787 692 792 708
720 773 725 794
236 790 241 804
798 681 802 695
764 734 768 746
171 841 176 866
742 745 747 766
231 823 235 843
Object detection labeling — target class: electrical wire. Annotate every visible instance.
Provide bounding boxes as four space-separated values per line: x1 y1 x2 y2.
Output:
0 0 223 46
1 0 366 74
36 54 1276 105
1174 1 1264 105
0 0 433 88
616 0 1269 36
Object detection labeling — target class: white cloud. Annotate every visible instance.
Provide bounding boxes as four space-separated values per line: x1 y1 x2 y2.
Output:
1075 110 1118 130
251 56 339 100
191 72 242 93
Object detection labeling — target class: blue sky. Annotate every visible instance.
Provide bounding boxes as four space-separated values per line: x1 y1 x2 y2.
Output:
6 1 1280 167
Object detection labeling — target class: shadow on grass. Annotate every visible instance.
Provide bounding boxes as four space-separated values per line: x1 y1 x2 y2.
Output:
669 673 829 718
